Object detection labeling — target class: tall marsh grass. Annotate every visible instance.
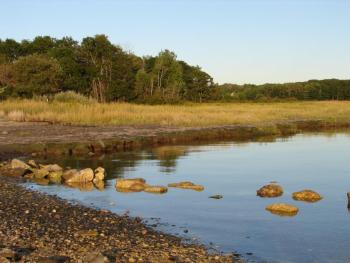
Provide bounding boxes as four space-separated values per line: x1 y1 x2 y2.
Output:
0 100 349 127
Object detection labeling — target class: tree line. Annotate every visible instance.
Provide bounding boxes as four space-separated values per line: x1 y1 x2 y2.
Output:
0 35 349 103
0 35 214 103
218 79 350 101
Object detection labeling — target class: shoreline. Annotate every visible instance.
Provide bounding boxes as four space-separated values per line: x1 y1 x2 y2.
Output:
1 120 349 262
1 119 350 159
0 176 236 262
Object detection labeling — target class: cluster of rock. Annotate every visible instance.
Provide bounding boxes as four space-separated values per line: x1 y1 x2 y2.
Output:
0 159 106 190
115 179 204 194
256 183 323 216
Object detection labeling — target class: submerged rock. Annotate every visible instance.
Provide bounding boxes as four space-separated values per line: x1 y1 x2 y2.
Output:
257 184 283 198
64 168 94 183
292 190 322 202
144 185 168 194
209 195 223 199
66 182 94 192
266 203 299 217
168 181 204 191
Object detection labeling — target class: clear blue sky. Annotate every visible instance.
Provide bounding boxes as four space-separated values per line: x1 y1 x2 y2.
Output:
1 0 349 84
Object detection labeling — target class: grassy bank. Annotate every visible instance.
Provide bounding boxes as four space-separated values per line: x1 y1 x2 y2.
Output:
0 99 350 127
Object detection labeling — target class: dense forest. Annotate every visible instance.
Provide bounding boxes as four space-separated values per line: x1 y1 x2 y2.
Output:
0 35 349 103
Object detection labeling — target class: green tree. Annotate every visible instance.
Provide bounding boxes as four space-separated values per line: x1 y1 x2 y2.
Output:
10 54 62 97
180 61 214 102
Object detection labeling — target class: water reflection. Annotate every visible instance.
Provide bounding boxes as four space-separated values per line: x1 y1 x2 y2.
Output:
27 131 350 263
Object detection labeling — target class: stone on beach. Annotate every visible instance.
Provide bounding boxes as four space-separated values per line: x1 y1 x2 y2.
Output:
257 184 283 198
27 159 38 168
292 190 322 202
0 166 28 177
10 159 31 170
266 203 299 217
33 168 50 179
48 171 63 184
39 164 63 173
168 181 204 191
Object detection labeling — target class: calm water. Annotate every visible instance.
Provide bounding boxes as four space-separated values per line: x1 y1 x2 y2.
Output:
25 132 350 263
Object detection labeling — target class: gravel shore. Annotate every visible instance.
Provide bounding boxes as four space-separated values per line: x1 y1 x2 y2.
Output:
0 176 235 262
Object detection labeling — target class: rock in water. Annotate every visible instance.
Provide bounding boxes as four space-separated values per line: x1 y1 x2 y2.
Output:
39 164 63 173
64 168 94 183
10 159 31 170
209 195 223 199
266 203 299 216
33 168 50 179
62 169 78 181
257 184 283 197
94 167 105 181
144 185 168 194
292 190 322 202
48 171 63 184
115 178 146 192
94 180 105 191
168 181 204 191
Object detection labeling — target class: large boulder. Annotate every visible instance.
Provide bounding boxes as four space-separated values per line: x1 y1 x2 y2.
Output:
266 203 299 217
257 184 283 198
168 181 204 191
115 178 146 192
10 159 31 170
292 190 322 202
64 168 94 183
144 185 168 194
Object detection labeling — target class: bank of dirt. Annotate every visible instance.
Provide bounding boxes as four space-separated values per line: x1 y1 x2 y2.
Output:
0 119 349 159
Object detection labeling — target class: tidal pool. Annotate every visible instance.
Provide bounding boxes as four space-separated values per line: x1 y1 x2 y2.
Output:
26 132 350 263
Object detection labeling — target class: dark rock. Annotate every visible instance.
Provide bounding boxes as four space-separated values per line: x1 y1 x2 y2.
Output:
209 195 223 199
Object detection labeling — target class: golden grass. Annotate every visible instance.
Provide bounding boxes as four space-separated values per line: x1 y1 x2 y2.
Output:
0 99 349 127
